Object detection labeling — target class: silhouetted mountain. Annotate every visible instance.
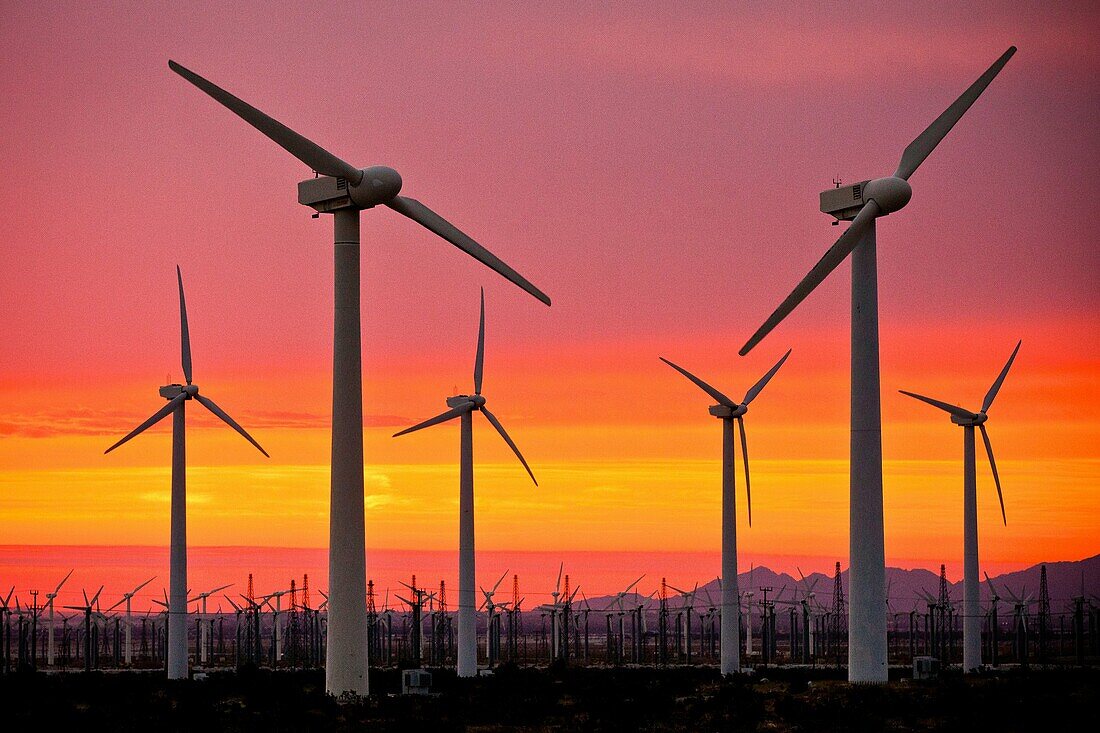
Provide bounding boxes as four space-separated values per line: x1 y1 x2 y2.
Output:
569 554 1100 628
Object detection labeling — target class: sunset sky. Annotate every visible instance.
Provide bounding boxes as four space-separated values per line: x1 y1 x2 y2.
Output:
1 1 1097 600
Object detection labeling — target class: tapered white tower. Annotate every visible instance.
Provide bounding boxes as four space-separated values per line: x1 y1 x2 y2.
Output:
169 61 550 697
106 267 267 679
900 340 1019 672
394 289 537 677
661 350 790 673
740 47 1015 683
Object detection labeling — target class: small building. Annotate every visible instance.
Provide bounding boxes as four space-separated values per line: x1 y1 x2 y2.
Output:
401 669 432 695
913 656 940 680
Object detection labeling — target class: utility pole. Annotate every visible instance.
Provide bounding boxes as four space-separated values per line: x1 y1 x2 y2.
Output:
938 564 950 663
1038 565 1050 663
832 562 844 668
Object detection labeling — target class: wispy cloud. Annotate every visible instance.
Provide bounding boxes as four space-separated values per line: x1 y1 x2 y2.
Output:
0 407 411 438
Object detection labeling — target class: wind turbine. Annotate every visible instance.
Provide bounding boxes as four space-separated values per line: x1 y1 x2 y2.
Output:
479 570 510 666
169 60 550 697
63 586 104 673
105 267 268 679
661 349 791 673
41 569 73 666
188 583 232 665
738 47 1016 683
104 576 155 666
899 340 1020 672
393 289 537 677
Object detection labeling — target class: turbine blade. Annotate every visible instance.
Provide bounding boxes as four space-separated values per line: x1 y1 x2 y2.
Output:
979 424 1007 525
392 402 472 437
385 196 550 306
54 569 74 595
194 393 269 457
134 577 156 594
90 586 104 606
740 201 880 355
492 570 509 594
480 406 537 486
105 597 126 613
898 390 976 420
168 60 363 183
658 357 735 407
742 348 792 405
984 572 998 598
982 339 1021 413
177 266 193 385
104 393 187 454
474 288 485 395
893 47 1017 181
737 416 752 527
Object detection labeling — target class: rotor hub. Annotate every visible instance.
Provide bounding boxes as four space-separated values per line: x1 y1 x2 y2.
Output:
863 176 912 215
348 165 403 209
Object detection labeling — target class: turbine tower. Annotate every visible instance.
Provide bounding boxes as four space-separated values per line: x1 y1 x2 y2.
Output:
393 289 537 677
169 60 550 698
900 340 1020 672
660 349 791 673
105 266 268 680
738 47 1016 683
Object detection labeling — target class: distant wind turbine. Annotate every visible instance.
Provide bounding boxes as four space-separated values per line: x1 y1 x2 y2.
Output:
105 267 267 679
899 340 1020 672
393 289 537 677
104 576 155 666
738 47 1016 683
41 569 73 666
661 349 791 673
169 59 550 699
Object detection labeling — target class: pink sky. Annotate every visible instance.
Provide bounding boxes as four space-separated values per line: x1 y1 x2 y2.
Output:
1 1 1096 381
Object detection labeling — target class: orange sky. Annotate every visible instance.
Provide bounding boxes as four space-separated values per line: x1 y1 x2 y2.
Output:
0 2 1097 585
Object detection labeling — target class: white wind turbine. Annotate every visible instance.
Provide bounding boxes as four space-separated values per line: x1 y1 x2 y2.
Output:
41 569 73 666
169 60 550 699
661 349 791 674
189 583 232 664
738 47 1016 683
104 576 156 666
105 266 268 679
393 289 537 677
899 340 1020 672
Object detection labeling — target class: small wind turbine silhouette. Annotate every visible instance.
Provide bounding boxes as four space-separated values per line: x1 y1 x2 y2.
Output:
169 59 550 698
660 349 791 673
899 340 1020 673
739 47 1016 683
394 288 537 677
105 267 267 679
189 583 232 665
41 569 73 666
104 576 155 666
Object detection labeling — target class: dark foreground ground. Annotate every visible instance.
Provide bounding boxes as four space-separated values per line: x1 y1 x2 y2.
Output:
3 664 1097 732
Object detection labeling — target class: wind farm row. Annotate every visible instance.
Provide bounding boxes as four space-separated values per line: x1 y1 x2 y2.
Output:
4 557 1098 676
9 43 1081 697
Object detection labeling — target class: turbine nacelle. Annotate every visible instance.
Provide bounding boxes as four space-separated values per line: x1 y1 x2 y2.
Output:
951 410 987 427
820 177 912 221
708 403 747 419
298 166 403 213
446 394 485 409
159 383 196 400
